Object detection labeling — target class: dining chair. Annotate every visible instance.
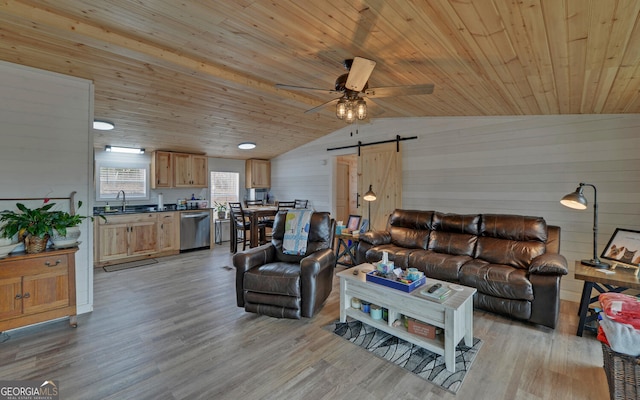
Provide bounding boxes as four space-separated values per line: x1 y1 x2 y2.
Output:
263 201 295 231
245 199 263 207
294 199 308 209
228 202 265 253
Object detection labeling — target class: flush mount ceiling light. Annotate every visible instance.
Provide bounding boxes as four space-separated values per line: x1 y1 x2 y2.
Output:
105 145 144 154
93 120 115 130
238 142 256 150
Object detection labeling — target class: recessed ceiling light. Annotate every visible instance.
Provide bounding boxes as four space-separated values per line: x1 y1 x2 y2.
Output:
93 120 115 130
238 142 256 150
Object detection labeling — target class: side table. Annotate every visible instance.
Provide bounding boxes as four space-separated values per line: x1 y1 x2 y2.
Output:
574 261 640 336
335 233 360 267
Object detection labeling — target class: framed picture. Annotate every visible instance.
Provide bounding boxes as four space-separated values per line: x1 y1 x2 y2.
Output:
346 215 361 232
601 228 640 266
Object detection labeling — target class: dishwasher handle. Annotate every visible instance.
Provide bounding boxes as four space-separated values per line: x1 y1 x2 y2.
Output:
181 212 210 219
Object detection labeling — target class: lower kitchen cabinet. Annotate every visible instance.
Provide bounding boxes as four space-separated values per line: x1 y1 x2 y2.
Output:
95 212 180 267
0 247 78 332
158 212 179 252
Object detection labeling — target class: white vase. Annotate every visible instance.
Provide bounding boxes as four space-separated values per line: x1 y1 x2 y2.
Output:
50 226 81 248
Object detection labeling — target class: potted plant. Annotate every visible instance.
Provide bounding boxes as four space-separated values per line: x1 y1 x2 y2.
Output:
214 202 228 219
0 202 56 253
50 201 105 248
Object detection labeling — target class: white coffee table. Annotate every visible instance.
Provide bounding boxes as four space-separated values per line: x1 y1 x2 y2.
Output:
337 263 476 372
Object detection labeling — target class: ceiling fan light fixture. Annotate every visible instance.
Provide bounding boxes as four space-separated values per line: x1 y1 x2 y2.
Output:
344 101 355 123
356 99 367 120
336 98 347 119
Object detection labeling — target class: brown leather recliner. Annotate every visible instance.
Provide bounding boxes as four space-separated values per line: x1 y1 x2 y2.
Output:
233 211 336 319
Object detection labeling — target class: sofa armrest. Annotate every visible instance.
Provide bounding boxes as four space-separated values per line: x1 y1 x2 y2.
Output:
300 248 337 317
360 230 392 246
529 253 569 275
233 243 276 307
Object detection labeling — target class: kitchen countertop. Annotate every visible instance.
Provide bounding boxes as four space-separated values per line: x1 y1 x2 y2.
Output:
94 206 211 216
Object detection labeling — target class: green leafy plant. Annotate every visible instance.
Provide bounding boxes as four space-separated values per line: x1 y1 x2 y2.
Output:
0 202 57 239
51 201 105 236
213 201 228 212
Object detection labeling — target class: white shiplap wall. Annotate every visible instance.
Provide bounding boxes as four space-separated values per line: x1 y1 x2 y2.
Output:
0 61 94 314
270 114 640 302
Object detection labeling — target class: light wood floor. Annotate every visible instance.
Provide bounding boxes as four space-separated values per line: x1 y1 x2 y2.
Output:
0 246 609 400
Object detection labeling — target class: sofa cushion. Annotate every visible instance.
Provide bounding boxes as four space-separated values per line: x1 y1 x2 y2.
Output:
432 212 481 235
387 209 432 249
428 231 477 256
365 245 418 269
481 214 547 242
475 236 545 270
409 250 471 282
459 259 534 301
389 226 430 249
244 262 301 297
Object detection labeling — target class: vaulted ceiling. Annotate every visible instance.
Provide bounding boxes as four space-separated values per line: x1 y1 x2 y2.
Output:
1 1 639 159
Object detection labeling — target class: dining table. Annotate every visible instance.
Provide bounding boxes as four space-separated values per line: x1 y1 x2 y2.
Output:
243 206 278 248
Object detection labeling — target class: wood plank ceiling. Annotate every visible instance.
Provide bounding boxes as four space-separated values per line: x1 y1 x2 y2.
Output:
1 0 639 159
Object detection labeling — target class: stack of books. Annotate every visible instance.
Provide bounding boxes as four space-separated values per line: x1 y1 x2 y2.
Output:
418 284 452 303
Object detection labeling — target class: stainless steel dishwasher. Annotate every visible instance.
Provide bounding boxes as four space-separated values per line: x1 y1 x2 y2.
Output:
180 211 211 251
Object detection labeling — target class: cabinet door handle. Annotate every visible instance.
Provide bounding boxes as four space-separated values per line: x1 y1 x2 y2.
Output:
15 294 22 300
45 260 62 267
23 292 30 299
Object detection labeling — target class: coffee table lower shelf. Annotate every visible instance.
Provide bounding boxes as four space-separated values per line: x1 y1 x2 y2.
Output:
343 308 445 356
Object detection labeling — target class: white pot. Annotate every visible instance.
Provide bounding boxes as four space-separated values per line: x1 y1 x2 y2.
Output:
0 237 13 246
50 226 81 248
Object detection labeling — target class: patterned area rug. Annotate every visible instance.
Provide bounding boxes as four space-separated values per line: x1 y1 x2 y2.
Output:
326 319 482 394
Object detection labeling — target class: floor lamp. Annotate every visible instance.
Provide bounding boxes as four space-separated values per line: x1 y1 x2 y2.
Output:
363 185 376 231
560 182 610 269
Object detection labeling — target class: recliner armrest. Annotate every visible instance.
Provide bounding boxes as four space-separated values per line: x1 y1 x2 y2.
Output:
529 253 569 275
233 243 276 307
360 230 392 246
300 248 336 276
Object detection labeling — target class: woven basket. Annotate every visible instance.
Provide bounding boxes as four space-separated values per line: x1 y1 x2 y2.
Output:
24 235 49 254
602 342 640 400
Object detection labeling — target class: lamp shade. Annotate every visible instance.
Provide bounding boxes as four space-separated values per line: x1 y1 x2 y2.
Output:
363 185 376 201
560 187 588 210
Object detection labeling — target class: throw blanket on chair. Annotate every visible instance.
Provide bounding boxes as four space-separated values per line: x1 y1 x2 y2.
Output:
283 209 313 255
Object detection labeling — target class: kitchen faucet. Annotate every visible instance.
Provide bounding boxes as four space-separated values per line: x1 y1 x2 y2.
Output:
116 190 126 212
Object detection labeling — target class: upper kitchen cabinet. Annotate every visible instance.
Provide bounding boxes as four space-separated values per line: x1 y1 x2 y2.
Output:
245 159 271 188
174 153 208 188
151 151 208 188
151 151 173 188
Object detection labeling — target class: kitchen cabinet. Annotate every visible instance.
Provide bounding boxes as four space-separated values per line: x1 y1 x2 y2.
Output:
151 151 173 188
95 212 181 267
174 153 207 188
96 213 159 265
245 159 271 188
0 247 77 332
158 212 179 252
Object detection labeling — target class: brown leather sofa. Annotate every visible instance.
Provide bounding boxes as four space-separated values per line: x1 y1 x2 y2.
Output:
233 211 336 319
356 210 568 328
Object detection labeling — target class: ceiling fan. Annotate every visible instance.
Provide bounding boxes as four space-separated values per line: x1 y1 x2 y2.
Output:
275 57 435 123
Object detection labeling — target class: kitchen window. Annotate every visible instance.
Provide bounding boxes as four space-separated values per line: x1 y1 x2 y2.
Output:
210 171 239 204
96 159 149 200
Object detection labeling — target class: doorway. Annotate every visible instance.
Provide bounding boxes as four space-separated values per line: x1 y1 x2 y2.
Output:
335 154 358 225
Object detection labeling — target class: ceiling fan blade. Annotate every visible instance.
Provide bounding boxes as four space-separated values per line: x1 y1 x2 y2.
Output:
364 83 435 98
345 57 376 92
304 98 340 114
275 83 341 95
